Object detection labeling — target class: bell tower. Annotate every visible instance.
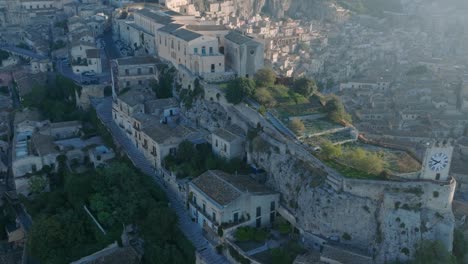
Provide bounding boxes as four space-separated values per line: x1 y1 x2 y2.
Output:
420 139 454 181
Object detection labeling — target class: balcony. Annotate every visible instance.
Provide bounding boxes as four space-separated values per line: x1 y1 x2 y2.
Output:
190 200 218 227
71 58 88 66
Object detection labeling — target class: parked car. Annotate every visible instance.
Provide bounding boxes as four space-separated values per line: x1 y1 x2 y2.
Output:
82 71 95 77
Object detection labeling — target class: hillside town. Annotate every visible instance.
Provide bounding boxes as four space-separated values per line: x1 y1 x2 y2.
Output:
0 0 467 263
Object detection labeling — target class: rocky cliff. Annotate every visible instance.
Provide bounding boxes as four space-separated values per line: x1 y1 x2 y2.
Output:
183 97 456 262
194 0 341 20
248 133 455 262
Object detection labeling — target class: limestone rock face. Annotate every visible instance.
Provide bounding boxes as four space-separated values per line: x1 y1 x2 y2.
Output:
193 0 338 20
185 98 455 262
252 146 378 249
249 135 455 262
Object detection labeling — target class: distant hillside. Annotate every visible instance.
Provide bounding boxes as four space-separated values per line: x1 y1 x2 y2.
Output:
260 0 403 21
336 0 402 16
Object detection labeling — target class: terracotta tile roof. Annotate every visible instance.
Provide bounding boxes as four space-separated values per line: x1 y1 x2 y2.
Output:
191 170 275 207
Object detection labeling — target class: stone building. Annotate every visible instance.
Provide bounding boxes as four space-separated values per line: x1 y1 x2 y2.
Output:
114 56 160 93
139 122 194 168
224 31 264 78
189 170 279 232
211 126 244 160
156 24 225 77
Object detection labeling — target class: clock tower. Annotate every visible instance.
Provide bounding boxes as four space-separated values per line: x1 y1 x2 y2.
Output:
420 140 454 181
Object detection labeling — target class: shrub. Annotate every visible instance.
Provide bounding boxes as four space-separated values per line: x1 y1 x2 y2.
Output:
216 244 223 254
453 228 468 262
413 240 456 263
395 201 401 209
321 140 342 160
289 118 305 135
225 77 255 104
254 68 276 87
293 77 317 97
401 247 410 256
234 226 268 242
258 105 267 116
342 148 385 175
342 232 351 240
254 87 277 107
277 222 291 235
325 95 352 124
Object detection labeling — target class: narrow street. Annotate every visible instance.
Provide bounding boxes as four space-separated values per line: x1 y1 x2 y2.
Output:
4 72 38 264
92 98 229 264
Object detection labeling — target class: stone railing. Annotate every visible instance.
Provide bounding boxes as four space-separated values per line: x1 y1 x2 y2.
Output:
224 238 262 264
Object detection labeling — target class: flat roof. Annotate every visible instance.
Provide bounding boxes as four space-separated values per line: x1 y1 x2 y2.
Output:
116 56 159 66
31 133 58 156
86 49 101 59
144 98 178 111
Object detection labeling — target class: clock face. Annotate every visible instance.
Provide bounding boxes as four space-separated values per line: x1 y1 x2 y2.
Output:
428 153 449 172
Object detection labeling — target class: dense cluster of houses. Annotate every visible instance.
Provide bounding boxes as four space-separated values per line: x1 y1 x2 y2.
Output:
12 108 115 196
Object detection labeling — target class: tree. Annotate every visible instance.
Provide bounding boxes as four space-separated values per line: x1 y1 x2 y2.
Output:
28 216 68 263
289 118 305 135
453 228 468 263
103 86 112 96
225 77 255 104
254 68 276 87
193 78 204 98
293 77 317 97
254 87 276 107
321 141 342 159
29 175 48 195
411 240 456 264
152 65 176 99
325 95 352 124
0 50 10 61
23 75 82 122
344 148 385 175
64 173 94 207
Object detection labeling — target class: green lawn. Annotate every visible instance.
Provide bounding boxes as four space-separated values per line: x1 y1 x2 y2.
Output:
323 159 386 180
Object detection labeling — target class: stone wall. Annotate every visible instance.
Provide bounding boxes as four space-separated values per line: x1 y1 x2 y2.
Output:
250 135 455 261
182 97 457 262
75 84 106 109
